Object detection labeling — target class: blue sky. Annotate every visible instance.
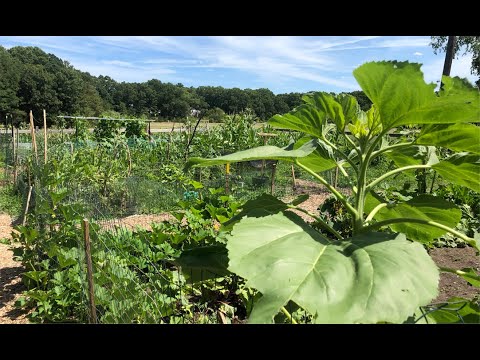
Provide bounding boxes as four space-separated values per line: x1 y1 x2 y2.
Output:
0 36 476 94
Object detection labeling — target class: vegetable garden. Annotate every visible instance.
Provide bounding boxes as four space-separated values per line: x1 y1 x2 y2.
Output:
0 61 479 323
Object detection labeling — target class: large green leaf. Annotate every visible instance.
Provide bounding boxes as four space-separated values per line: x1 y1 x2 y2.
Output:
365 193 462 243
458 268 480 288
186 139 317 169
303 92 346 131
174 245 230 282
424 297 480 324
268 104 326 138
416 123 480 154
223 194 288 228
336 93 359 126
294 136 337 173
353 61 480 129
385 145 438 167
432 153 480 193
227 212 439 324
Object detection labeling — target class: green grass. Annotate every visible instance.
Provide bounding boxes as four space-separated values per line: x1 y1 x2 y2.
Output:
0 184 23 218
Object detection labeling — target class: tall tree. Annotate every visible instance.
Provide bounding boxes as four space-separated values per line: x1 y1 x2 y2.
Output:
431 36 480 87
0 46 21 120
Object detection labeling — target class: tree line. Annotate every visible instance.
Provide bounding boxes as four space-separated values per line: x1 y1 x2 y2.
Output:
0 45 372 127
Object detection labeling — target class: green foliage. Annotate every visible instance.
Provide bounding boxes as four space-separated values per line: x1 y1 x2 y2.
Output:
364 193 462 242
11 167 248 323
354 61 479 127
187 140 317 168
228 212 438 324
415 297 480 324
93 112 124 140
204 107 226 122
318 195 353 237
432 153 480 193
0 46 21 118
433 184 480 248
0 184 22 217
187 60 480 323
10 134 258 323
430 36 480 77
416 123 480 154
1 45 310 127
348 90 373 111
74 119 89 141
125 120 147 138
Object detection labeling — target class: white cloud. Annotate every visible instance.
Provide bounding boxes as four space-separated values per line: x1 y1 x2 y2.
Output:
374 37 430 48
102 60 135 67
4 36 476 92
421 52 476 86
143 59 201 66
451 53 476 79
68 58 178 83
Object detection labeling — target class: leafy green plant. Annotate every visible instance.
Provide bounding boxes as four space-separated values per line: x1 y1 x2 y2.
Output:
125 120 147 138
0 184 22 217
186 61 480 323
74 119 90 141
204 107 226 123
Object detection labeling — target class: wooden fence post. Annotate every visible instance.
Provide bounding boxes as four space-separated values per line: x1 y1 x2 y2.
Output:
12 128 17 185
225 163 230 194
270 162 277 195
29 111 38 163
43 109 47 163
291 164 296 191
22 185 33 226
82 218 97 324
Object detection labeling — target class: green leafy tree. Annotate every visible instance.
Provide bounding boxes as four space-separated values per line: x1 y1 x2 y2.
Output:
0 46 21 120
276 92 303 111
76 81 105 117
204 107 226 122
431 36 480 86
16 63 62 124
246 88 277 120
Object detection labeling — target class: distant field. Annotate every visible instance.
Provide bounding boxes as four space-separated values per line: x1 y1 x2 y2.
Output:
149 120 221 130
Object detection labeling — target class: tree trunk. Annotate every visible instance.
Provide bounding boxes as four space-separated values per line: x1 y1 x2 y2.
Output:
441 36 457 88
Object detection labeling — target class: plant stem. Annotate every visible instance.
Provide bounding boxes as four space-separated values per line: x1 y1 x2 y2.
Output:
342 132 361 158
280 306 298 324
353 131 394 233
365 203 388 224
366 164 431 191
438 267 480 282
362 218 479 251
295 160 358 217
429 171 437 194
287 205 343 240
337 162 349 178
370 141 414 159
322 135 358 174
354 158 367 234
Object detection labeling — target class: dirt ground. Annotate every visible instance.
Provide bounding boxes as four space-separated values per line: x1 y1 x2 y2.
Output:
429 247 480 303
0 214 29 324
1 183 479 323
